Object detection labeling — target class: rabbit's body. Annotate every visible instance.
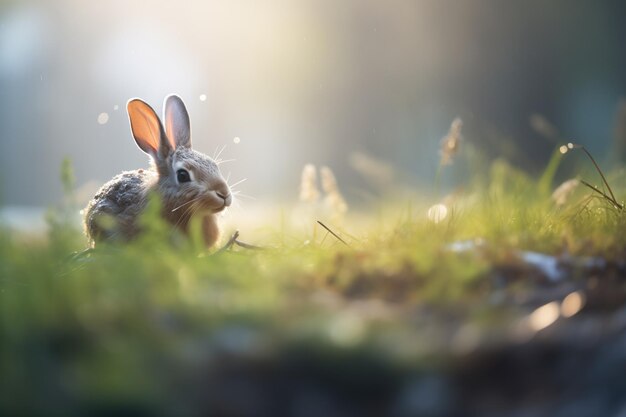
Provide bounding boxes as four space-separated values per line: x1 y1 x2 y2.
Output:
84 169 154 242
84 95 231 248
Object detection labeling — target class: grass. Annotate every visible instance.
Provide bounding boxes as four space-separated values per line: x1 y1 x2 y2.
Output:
2 146 626 416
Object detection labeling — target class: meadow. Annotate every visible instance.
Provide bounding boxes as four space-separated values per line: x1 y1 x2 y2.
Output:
2 131 626 416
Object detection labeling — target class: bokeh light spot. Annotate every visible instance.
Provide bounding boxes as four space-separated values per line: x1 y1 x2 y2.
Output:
529 301 560 332
97 112 109 125
427 204 448 223
561 291 585 318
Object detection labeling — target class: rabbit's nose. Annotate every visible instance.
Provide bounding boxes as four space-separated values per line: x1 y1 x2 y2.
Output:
216 190 232 207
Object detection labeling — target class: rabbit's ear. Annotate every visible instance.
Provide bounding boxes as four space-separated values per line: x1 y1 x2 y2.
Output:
164 95 191 149
127 99 172 159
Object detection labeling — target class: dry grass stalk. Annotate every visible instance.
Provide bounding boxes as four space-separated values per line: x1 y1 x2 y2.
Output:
320 166 348 220
316 220 350 247
299 164 320 203
216 230 265 253
216 230 240 253
561 143 623 210
530 114 559 142
440 117 463 166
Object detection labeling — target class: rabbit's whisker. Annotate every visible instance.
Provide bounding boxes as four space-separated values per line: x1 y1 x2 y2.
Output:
232 191 256 201
216 158 236 166
172 201 198 233
229 178 247 188
214 144 227 161
171 195 204 212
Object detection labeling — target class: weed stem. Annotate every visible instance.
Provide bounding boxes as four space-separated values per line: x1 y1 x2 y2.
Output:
578 146 620 207
216 230 240 253
579 179 622 209
317 220 351 247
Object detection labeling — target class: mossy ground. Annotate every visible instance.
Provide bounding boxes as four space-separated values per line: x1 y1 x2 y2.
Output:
2 151 626 416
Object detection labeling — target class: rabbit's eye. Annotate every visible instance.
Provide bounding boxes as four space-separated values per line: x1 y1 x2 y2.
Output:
177 169 191 183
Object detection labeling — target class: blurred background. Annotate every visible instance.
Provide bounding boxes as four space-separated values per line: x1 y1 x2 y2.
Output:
1 0 626 211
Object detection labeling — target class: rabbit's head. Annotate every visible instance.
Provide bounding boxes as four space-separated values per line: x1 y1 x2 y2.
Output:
127 95 232 217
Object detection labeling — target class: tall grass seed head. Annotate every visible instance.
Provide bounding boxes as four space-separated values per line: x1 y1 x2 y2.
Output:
440 117 463 166
320 166 348 218
530 114 559 141
299 164 320 203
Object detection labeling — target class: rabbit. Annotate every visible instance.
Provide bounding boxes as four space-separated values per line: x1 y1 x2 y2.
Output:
83 94 232 248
